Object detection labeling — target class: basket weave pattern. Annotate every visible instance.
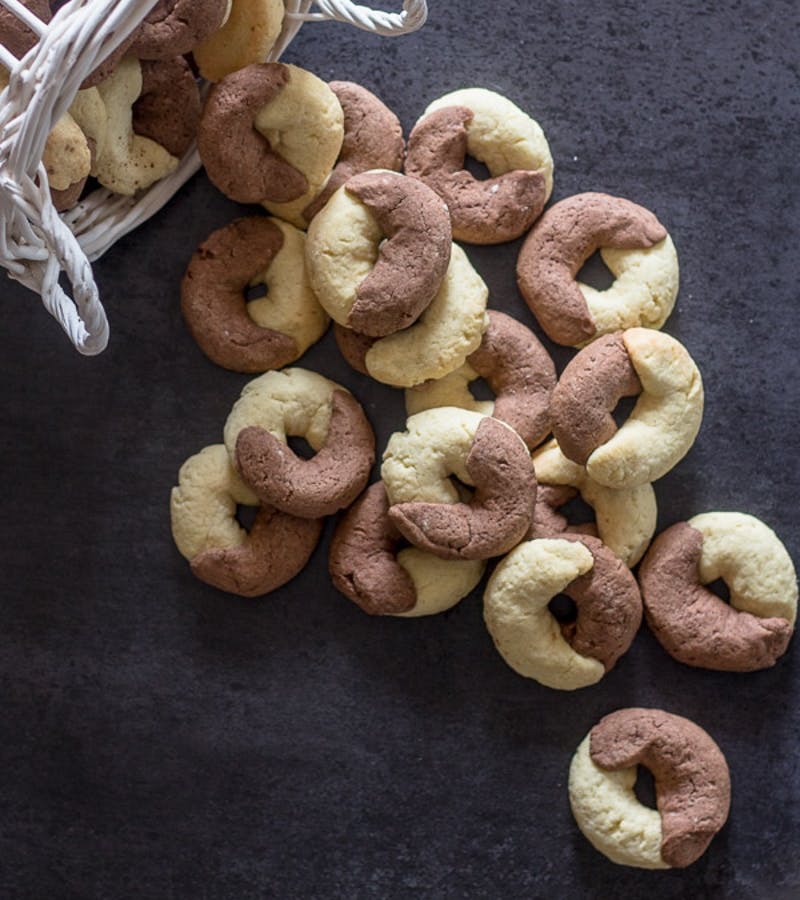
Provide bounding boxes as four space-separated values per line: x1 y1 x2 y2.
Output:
0 0 427 354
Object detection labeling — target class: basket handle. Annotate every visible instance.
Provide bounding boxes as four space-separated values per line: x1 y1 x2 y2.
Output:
289 0 428 36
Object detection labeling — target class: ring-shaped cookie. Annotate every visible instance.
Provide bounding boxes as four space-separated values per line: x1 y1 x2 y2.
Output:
530 438 657 567
638 512 797 671
181 217 328 373
193 0 285 83
91 56 179 196
483 535 642 689
301 80 405 222
381 408 536 560
131 56 202 159
405 88 553 244
0 0 49 57
170 444 323 597
329 482 486 616
516 192 678 347
306 170 452 337
224 368 375 518
569 708 731 869
405 310 556 449
550 328 703 489
334 243 489 387
130 0 231 60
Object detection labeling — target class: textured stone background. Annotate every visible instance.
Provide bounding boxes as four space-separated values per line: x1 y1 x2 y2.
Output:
1 1 798 897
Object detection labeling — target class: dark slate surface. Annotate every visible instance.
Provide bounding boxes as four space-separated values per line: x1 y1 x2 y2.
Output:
1 1 799 897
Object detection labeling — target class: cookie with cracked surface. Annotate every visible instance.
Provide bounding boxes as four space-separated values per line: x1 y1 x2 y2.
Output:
301 80 405 222
405 310 556 449
483 534 642 689
550 328 703 489
569 708 730 868
329 482 485 616
639 512 797 671
170 444 322 597
333 243 489 388
529 438 657 567
405 88 552 244
0 0 49 58
224 368 375 518
306 170 451 337
193 0 284 82
181 217 328 373
382 407 535 560
517 192 678 347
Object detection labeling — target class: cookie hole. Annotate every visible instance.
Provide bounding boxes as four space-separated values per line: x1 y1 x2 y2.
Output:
548 593 577 624
612 394 639 429
634 766 657 809
706 578 732 604
245 282 268 303
447 473 474 503
286 435 316 460
577 250 615 291
464 155 492 181
558 493 596 529
235 504 258 532
470 377 495 403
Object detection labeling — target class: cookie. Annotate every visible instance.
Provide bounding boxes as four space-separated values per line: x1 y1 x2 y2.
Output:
569 708 730 868
170 444 322 597
306 170 451 337
382 408 536 560
334 243 489 387
405 309 556 449
638 512 797 671
530 438 657 567
131 56 202 159
193 0 285 82
198 63 343 216
90 55 179 196
549 329 704 489
224 368 375 518
181 217 328 373
329 481 485 616
405 87 552 243
517 192 678 347
130 0 231 60
0 0 49 58
483 535 642 689
302 80 405 222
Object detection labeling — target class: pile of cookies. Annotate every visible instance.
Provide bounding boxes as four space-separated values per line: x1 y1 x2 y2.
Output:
0 0 287 208
164 59 798 871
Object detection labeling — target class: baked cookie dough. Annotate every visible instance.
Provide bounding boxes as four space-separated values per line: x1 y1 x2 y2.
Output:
131 56 202 159
483 535 642 689
639 512 797 671
405 87 552 243
306 170 451 337
549 328 703 489
170 444 322 597
334 243 489 387
329 481 485 616
131 0 231 59
405 309 556 449
530 438 657 567
517 192 678 347
381 407 536 560
91 56 179 196
181 216 328 373
569 708 731 868
198 63 343 212
224 368 375 518
193 0 284 82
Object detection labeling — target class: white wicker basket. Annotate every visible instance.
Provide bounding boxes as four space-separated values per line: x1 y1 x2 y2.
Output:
0 0 427 355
